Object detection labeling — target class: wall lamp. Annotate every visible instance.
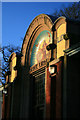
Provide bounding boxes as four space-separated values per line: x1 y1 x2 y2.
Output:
63 32 77 40
3 89 7 95
46 43 56 51
49 64 57 74
63 33 69 40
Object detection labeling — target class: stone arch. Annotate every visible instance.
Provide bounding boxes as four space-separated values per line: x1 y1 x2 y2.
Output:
52 16 67 59
8 52 17 83
21 14 55 67
9 52 16 62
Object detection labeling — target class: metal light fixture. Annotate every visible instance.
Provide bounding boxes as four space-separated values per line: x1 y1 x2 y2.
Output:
49 64 57 74
63 33 69 40
46 43 56 51
3 89 7 94
63 32 76 40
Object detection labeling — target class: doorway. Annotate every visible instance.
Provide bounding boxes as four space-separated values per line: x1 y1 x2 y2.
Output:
33 71 45 120
50 75 56 120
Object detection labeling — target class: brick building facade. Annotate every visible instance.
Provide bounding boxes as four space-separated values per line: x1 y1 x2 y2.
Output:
1 14 80 120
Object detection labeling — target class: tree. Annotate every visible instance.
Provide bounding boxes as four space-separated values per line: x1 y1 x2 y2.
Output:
0 45 21 84
53 2 80 20
1 2 80 84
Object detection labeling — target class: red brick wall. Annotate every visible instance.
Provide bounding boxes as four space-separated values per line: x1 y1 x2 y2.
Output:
2 86 12 120
56 60 62 119
45 67 51 119
6 86 11 119
2 94 6 119
45 59 63 119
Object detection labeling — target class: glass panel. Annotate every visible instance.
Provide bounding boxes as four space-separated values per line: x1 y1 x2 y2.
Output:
35 73 45 106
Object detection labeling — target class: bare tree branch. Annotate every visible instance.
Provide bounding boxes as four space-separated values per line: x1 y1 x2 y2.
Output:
52 2 80 20
1 45 21 84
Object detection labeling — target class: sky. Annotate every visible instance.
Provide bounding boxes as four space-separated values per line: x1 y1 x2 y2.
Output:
2 2 74 49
